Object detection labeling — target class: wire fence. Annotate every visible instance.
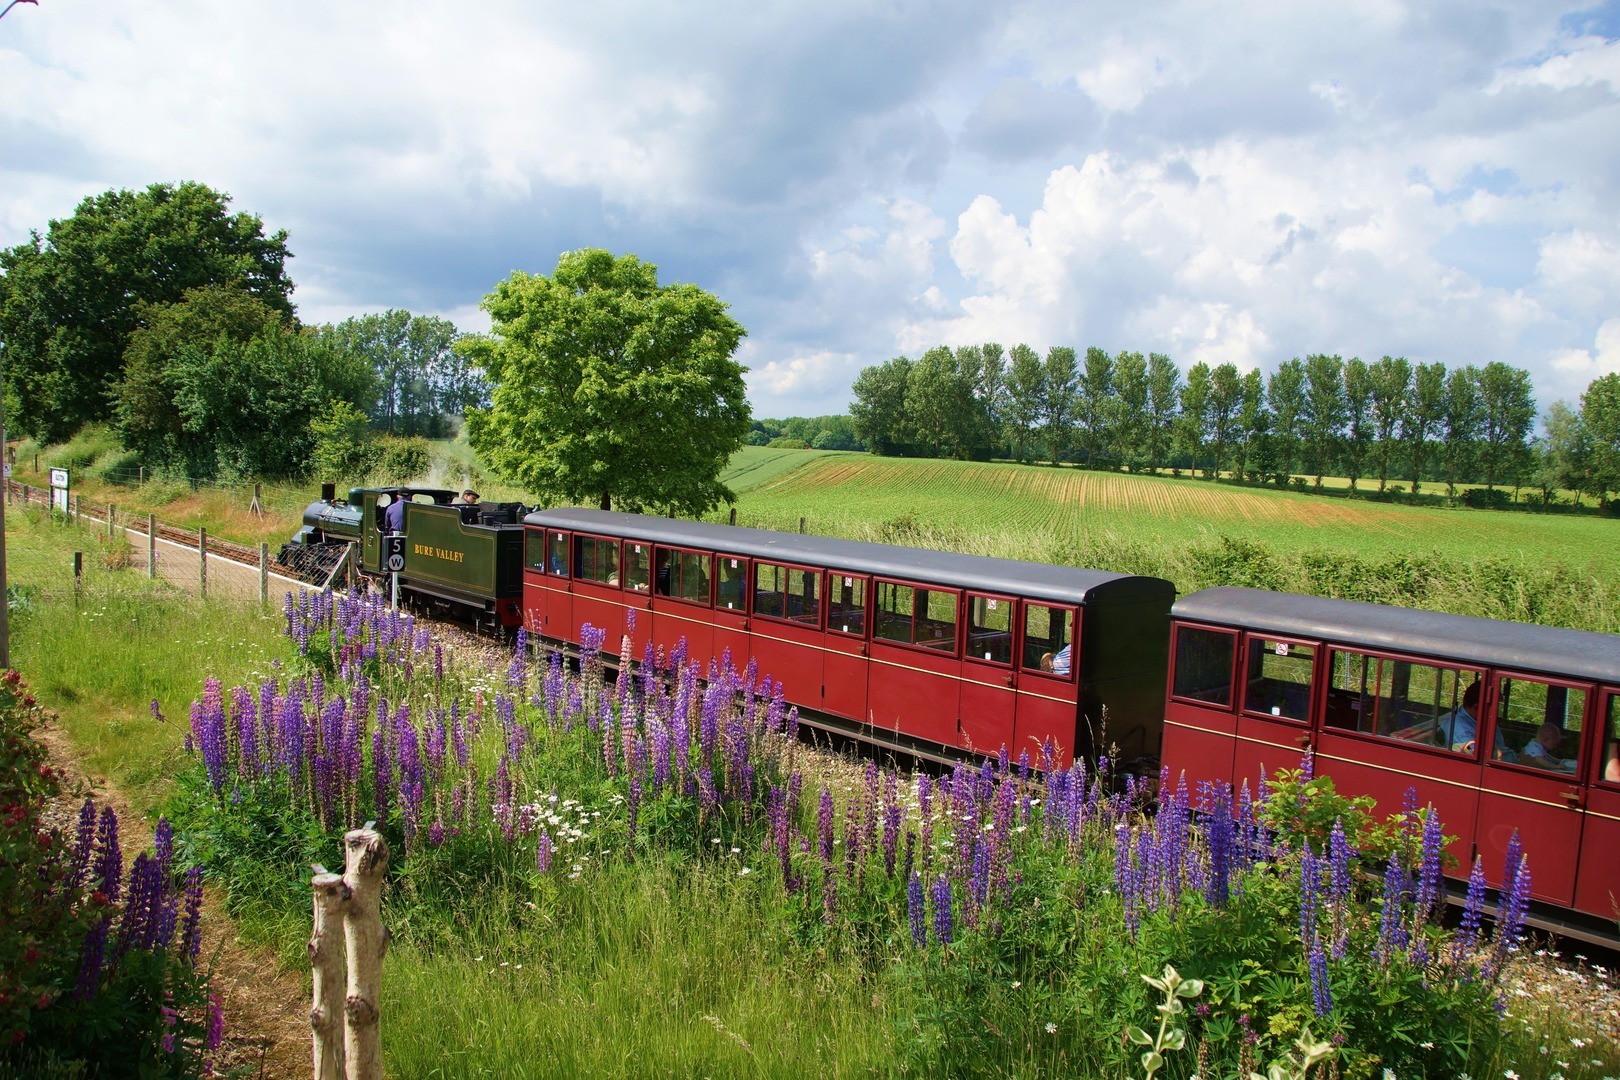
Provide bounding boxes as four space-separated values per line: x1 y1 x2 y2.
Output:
5 478 341 603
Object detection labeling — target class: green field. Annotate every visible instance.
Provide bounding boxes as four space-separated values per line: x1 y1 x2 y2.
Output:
714 453 1617 572
706 450 1620 633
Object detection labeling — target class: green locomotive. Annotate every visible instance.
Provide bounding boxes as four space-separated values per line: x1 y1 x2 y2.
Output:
281 484 528 631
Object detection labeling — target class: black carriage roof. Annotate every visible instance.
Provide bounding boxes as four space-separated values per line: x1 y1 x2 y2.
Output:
524 508 1174 607
1174 586 1620 684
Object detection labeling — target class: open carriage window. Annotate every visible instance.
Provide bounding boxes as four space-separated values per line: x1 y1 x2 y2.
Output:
715 557 747 611
966 595 1012 665
572 535 619 585
1021 604 1074 677
1494 677 1586 772
828 575 866 636
1243 638 1315 723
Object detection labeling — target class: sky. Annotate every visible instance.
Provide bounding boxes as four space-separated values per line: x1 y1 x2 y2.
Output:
2 1 1618 421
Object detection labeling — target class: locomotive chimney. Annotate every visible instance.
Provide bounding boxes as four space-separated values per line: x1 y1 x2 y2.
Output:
320 482 336 504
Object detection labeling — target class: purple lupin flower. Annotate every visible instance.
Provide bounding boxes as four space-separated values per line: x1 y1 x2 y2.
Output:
1487 834 1531 979
180 867 204 962
537 830 553 873
93 804 123 903
74 919 109 1001
908 872 928 947
68 798 97 894
817 790 836 864
1413 809 1445 926
1374 854 1409 966
1453 856 1489 964
931 875 953 946
1308 933 1332 1017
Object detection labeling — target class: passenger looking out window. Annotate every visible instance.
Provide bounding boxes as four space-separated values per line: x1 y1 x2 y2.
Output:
1022 604 1074 677
1325 650 1483 753
1491 676 1582 767
1606 694 1620 783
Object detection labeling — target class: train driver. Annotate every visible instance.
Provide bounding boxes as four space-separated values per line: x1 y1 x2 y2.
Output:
383 493 406 533
461 490 480 504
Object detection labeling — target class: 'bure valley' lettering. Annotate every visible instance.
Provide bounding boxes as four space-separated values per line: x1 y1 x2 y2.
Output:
413 543 465 563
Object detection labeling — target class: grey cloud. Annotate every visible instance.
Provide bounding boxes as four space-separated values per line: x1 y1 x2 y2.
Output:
959 77 1099 161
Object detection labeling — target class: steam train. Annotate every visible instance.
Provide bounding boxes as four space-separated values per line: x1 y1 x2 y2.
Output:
284 486 1620 938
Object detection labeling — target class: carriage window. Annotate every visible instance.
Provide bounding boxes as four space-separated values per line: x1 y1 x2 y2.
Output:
1022 604 1075 677
654 549 709 604
1603 693 1620 785
624 543 650 592
874 581 914 645
1325 651 1478 752
1171 626 1235 706
1495 677 1585 773
572 535 619 585
784 568 819 624
753 563 785 618
828 575 866 636
915 588 958 652
525 529 548 572
716 557 747 610
966 595 1012 665
546 532 568 577
1243 639 1315 722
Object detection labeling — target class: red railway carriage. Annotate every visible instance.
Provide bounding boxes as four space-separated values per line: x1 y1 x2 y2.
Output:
521 508 1176 768
1162 586 1620 931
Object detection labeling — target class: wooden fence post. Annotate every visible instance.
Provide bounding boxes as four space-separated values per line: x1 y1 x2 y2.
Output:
310 866 349 1080
198 527 207 598
260 542 270 604
148 515 156 579
729 508 737 526
342 825 389 1080
73 551 83 601
799 516 806 534
107 504 115 537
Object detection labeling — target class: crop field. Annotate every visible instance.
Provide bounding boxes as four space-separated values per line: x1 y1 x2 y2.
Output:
713 454 1620 574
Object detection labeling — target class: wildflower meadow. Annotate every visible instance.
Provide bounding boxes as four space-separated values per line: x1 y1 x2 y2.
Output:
147 588 1620 1078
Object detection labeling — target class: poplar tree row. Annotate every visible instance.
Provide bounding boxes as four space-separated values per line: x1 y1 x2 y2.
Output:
849 345 1620 504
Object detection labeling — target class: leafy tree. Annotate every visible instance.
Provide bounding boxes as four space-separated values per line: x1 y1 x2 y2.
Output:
1581 372 1620 507
310 399 377 482
318 310 483 436
1405 362 1447 495
1237 368 1270 481
1267 358 1305 485
462 250 749 514
1475 361 1536 491
1145 353 1180 474
1341 357 1372 493
968 342 1007 457
1300 354 1346 489
852 357 915 456
1042 346 1079 464
1367 356 1412 493
171 326 374 478
0 181 293 441
1206 363 1242 481
1078 346 1114 467
1177 362 1211 477
1111 350 1149 470
113 283 290 467
1003 344 1045 462
1533 401 1589 507
907 346 981 459
1441 365 1482 499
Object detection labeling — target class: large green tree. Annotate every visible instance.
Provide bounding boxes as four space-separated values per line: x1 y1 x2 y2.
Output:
1144 353 1180 474
1441 365 1482 499
1341 357 1372 492
851 356 915 456
318 310 484 437
1581 372 1620 506
1300 354 1346 489
1475 361 1536 491
1405 362 1447 495
1078 346 1114 467
1111 350 1148 470
1205 362 1242 481
1367 355 1412 493
1042 346 1079 464
1003 344 1045 463
462 250 749 514
114 283 290 467
0 182 293 441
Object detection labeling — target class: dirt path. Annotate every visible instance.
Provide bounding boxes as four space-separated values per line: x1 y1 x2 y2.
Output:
33 720 310 1079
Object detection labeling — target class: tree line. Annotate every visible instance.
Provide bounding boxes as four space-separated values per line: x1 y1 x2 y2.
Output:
850 345 1620 506
0 182 487 479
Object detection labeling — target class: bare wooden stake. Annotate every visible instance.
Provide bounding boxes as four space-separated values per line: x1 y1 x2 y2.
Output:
260 541 270 604
310 866 350 1080
198 526 207 598
147 514 156 579
342 825 389 1080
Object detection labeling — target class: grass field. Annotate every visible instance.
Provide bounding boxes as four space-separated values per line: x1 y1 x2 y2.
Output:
711 452 1620 578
